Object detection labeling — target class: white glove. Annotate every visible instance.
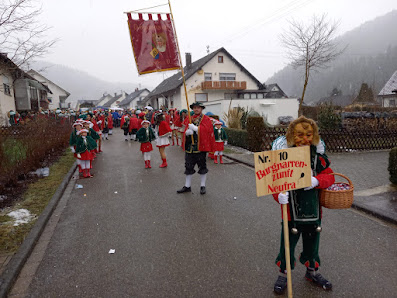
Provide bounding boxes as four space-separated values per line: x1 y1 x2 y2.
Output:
70 146 75 153
304 176 319 191
77 153 81 158
278 192 289 204
188 123 198 132
224 141 227 145
185 129 194 136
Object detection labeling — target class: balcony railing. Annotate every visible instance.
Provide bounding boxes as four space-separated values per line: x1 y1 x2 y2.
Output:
201 81 247 90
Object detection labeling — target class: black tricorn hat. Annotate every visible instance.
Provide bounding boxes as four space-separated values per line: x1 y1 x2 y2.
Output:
189 102 206 109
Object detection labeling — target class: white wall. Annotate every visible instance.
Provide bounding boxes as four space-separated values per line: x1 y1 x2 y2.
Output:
127 90 150 109
381 96 397 107
111 91 128 108
204 98 299 126
0 71 16 126
97 95 112 106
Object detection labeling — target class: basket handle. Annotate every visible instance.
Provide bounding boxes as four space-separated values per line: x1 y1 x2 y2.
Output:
330 173 353 188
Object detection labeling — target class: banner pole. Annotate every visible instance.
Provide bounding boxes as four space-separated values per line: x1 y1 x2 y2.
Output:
167 0 192 125
282 202 293 298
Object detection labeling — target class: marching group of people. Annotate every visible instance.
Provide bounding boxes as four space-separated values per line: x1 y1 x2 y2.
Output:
68 103 228 192
68 102 337 294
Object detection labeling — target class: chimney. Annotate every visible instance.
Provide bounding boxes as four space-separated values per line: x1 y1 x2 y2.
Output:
114 92 117 97
186 53 192 67
135 87 138 92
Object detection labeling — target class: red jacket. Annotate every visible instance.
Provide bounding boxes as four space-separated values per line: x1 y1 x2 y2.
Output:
174 113 182 127
129 115 139 131
107 115 113 129
91 119 101 132
272 167 335 221
158 120 172 137
182 114 215 152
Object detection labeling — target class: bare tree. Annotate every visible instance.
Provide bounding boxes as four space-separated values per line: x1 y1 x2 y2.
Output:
281 14 345 115
0 0 57 70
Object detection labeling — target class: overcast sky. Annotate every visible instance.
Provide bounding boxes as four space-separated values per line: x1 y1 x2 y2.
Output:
39 0 396 90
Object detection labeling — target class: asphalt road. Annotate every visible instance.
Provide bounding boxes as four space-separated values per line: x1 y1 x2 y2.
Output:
26 130 397 297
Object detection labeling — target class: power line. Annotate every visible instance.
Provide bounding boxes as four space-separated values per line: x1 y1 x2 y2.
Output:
212 0 316 48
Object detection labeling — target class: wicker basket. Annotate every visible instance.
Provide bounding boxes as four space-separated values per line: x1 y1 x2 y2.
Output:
320 173 354 209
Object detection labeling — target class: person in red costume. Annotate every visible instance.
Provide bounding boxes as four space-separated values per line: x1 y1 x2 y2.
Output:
107 112 114 135
272 116 335 294
155 112 172 168
177 102 215 195
129 113 139 141
168 108 180 146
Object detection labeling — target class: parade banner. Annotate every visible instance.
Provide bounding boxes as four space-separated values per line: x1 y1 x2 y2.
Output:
127 13 181 75
255 146 311 197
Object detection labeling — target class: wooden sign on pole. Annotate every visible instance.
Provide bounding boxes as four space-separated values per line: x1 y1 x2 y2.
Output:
254 146 312 197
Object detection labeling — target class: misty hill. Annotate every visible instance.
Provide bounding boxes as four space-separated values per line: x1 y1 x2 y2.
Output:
266 10 397 105
30 61 144 105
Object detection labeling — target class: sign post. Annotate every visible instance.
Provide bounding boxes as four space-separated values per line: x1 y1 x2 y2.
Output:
255 146 311 298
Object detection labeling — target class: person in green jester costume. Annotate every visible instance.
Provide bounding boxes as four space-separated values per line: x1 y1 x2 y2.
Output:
271 116 335 294
136 120 156 169
69 121 84 175
213 121 228 164
75 128 97 178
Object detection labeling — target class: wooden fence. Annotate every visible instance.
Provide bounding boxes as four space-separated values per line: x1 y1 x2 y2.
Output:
261 127 397 152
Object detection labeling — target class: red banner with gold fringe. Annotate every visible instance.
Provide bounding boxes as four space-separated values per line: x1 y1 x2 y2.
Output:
127 13 180 75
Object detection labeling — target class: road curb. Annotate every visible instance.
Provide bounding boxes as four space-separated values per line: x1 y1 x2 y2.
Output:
0 161 77 298
224 153 397 226
351 200 397 225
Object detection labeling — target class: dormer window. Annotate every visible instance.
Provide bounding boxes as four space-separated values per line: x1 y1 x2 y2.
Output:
218 56 223 63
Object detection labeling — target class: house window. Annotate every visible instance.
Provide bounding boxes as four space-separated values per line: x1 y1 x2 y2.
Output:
48 97 52 103
251 93 257 99
218 56 223 63
390 99 396 107
2 75 11 96
238 93 244 99
204 72 212 81
195 93 208 102
219 73 236 81
29 86 38 100
224 93 236 100
257 93 264 99
244 93 250 99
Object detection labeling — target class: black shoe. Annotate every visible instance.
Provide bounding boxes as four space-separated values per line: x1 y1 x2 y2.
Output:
125 139 128 141
305 271 332 290
200 186 206 194
177 186 191 193
106 137 108 140
274 275 287 294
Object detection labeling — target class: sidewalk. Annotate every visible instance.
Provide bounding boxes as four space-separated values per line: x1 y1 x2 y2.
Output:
224 149 397 224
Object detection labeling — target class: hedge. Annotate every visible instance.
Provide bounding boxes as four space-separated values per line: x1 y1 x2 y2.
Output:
0 118 71 192
388 147 397 185
223 128 249 150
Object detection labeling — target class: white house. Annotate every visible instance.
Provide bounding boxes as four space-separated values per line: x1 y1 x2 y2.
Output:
27 69 70 110
378 70 397 107
103 91 128 109
118 88 150 110
1 54 50 126
96 93 113 107
143 48 298 125
0 60 16 126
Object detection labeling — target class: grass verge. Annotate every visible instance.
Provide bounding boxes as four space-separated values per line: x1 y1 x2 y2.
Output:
0 150 75 254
